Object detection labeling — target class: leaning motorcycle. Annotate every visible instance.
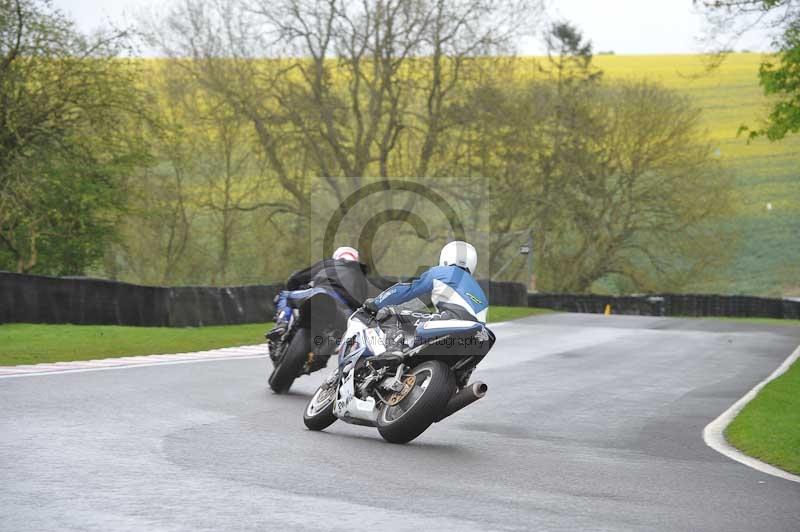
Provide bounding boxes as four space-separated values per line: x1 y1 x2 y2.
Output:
267 288 349 394
303 299 495 443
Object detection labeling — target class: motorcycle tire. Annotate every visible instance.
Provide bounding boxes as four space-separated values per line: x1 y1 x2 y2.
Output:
376 360 455 444
268 328 309 394
303 379 338 431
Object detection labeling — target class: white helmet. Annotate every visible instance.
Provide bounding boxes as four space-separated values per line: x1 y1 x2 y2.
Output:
332 246 359 262
439 240 477 274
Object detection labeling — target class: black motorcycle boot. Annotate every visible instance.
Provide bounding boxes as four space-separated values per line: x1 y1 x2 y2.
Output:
265 318 289 342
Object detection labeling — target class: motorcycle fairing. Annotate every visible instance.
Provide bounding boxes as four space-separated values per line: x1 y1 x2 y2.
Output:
333 328 380 425
414 319 484 341
333 367 378 426
337 316 386 369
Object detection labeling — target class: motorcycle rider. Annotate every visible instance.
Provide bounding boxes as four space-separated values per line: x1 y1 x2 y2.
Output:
364 241 488 352
267 246 368 341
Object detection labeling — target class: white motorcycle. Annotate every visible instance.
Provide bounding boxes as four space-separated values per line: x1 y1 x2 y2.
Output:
303 299 495 444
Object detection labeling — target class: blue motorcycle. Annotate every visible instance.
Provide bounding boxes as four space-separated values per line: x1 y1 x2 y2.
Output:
267 287 350 394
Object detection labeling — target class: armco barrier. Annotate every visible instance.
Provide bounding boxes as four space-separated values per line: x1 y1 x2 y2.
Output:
527 293 800 320
368 276 526 308
12 270 794 324
0 271 527 326
480 280 528 307
0 271 282 327
526 293 665 316
166 285 281 327
0 272 168 326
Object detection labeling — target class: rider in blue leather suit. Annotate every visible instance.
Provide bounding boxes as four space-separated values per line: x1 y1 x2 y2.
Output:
365 241 488 327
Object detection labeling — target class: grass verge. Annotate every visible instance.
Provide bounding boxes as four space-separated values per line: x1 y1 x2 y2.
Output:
0 322 273 366
725 356 800 475
488 306 553 322
0 306 551 366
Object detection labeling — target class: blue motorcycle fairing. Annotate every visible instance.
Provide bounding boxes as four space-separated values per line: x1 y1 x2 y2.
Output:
338 330 377 368
286 286 349 308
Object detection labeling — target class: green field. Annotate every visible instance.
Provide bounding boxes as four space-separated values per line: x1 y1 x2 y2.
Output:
726 357 800 475
0 306 548 366
592 54 800 297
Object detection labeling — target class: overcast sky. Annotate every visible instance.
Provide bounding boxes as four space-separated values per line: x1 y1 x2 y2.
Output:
54 0 773 56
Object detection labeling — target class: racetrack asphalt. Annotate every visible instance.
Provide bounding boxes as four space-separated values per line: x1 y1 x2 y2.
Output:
1 313 799 531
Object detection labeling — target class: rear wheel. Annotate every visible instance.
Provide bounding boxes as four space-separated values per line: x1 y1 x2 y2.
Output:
268 328 309 394
376 360 455 444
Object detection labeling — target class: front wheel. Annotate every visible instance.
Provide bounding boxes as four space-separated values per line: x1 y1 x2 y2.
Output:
376 360 455 444
268 328 309 394
303 375 338 431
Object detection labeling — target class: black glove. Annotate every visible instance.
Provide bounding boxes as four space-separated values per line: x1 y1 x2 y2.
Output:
375 306 396 322
363 298 379 315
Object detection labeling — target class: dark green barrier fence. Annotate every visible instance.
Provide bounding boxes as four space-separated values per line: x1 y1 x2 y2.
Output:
527 293 800 320
368 276 527 307
5 271 796 326
0 272 528 326
0 272 282 327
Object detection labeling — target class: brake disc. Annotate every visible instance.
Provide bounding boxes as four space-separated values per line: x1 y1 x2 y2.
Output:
386 375 417 406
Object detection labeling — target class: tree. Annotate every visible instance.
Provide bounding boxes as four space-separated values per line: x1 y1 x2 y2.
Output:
109 59 313 286
0 0 146 274
698 0 800 139
539 81 732 292
109 72 197 285
148 0 543 270
459 23 603 282
458 23 732 292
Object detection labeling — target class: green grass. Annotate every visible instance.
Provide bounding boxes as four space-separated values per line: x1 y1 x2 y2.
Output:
0 322 273 366
488 306 553 322
725 358 800 475
0 306 551 366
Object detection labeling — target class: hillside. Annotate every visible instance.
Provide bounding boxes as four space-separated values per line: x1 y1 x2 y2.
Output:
119 54 797 296
593 54 799 296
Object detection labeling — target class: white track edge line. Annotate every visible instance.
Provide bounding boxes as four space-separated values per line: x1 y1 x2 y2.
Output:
0 348 268 379
702 343 800 483
0 321 515 379
1 319 514 379
0 354 267 379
